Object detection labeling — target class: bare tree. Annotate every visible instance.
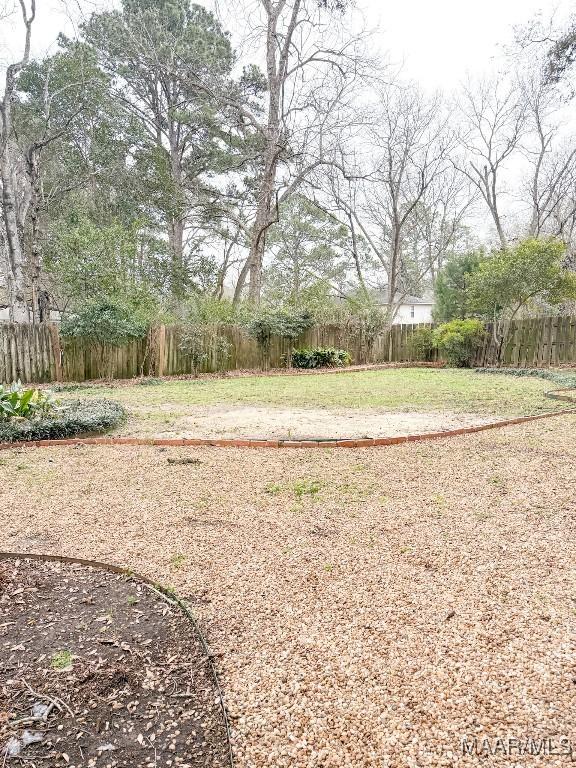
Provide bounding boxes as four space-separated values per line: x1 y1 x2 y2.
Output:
455 75 528 250
0 0 36 322
316 84 460 323
366 85 455 321
515 66 576 249
226 0 375 302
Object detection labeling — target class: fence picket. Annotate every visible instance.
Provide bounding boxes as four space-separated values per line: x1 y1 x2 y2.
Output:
2 316 576 384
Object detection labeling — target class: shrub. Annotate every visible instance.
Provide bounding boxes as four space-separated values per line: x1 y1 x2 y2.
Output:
433 319 485 367
290 347 352 369
475 367 576 388
247 308 314 369
0 382 57 420
60 297 149 347
177 325 231 376
408 327 435 361
0 398 126 443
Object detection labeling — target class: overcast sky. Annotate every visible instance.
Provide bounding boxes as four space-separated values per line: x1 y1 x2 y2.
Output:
4 0 571 89
364 0 573 88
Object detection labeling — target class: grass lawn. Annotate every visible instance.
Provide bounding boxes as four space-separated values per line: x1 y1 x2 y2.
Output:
2 415 576 766
58 369 568 438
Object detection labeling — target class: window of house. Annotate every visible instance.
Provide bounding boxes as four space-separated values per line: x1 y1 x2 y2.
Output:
410 305 415 318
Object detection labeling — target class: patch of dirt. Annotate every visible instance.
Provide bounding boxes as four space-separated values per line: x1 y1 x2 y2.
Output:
0 558 229 768
151 404 498 440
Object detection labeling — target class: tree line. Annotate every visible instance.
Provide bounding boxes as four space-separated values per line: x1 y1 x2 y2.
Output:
2 0 576 331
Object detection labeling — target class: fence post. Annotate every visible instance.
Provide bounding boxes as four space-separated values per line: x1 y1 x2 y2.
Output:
48 323 63 382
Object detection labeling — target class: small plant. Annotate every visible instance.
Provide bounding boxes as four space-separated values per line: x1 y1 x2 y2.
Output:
290 347 351 369
0 398 126 443
51 650 73 670
170 553 186 568
264 482 282 495
127 595 139 606
0 382 57 421
293 479 322 499
433 319 485 367
137 377 163 386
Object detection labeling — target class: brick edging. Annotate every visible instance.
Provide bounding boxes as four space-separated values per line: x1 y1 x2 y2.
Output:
1 387 575 450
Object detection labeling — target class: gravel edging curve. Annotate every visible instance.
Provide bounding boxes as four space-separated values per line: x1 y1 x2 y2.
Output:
0 551 235 768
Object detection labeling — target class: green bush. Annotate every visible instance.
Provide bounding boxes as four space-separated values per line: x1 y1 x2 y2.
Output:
0 382 57 420
177 325 231 376
60 297 149 346
408 327 435 361
247 308 314 369
475 367 576 388
433 319 485 367
0 398 126 443
290 347 352 369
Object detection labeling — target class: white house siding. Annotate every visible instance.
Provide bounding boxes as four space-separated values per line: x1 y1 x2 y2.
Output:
393 303 434 325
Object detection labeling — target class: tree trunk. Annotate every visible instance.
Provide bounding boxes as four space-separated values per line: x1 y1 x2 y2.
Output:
248 141 279 302
1 147 28 322
167 216 185 297
26 146 43 323
167 120 186 298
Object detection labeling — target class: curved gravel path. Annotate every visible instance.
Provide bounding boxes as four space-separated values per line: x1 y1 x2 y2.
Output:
1 416 576 766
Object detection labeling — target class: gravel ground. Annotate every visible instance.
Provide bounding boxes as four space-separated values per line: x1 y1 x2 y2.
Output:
2 416 576 766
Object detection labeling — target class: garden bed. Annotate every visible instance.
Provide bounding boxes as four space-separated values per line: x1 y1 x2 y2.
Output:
0 399 126 443
0 557 229 767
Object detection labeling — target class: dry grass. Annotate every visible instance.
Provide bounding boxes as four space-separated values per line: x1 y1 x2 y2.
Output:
2 417 576 766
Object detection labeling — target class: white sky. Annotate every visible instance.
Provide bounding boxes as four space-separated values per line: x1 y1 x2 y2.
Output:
363 0 573 89
6 0 571 90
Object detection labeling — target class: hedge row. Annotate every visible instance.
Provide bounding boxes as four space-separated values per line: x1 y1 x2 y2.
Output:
475 367 576 388
0 399 126 443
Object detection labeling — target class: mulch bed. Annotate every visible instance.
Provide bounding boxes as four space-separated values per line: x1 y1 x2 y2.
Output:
0 558 229 768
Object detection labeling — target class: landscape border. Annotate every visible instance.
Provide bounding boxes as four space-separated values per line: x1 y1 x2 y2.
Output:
1 386 575 450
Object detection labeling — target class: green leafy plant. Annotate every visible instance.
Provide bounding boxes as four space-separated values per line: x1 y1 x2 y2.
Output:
293 479 322 498
290 347 351 368
137 377 163 386
177 324 231 377
0 382 57 421
61 297 150 347
468 238 576 322
0 398 126 443
170 553 186 568
51 650 73 670
407 327 435 362
433 319 485 367
247 308 314 370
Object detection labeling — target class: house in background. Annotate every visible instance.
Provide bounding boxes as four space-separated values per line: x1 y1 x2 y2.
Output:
361 288 435 325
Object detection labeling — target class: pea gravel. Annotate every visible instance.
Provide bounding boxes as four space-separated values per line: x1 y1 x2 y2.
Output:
2 416 576 766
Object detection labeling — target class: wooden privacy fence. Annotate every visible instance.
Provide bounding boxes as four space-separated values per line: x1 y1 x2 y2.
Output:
2 315 576 384
0 321 432 384
475 316 576 368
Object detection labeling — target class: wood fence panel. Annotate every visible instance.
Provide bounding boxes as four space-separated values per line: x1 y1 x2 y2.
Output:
4 315 576 384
